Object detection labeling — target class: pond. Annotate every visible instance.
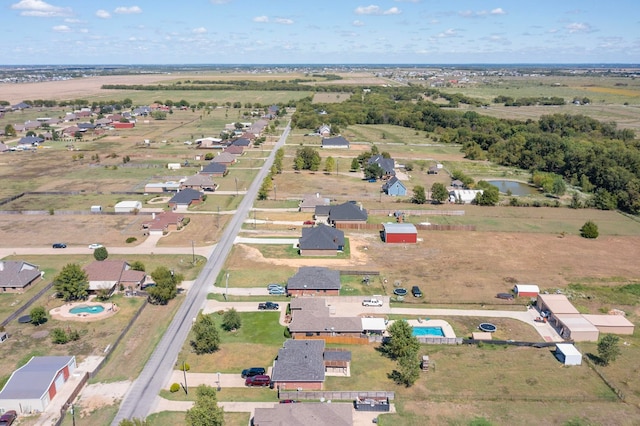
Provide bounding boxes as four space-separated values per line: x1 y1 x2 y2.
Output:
486 180 539 196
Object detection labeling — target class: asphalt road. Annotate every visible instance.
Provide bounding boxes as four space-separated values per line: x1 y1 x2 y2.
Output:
112 124 291 424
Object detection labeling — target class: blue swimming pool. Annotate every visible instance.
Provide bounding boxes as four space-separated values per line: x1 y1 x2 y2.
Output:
412 326 444 337
70 305 105 315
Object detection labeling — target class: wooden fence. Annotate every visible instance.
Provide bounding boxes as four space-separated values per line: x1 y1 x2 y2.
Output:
294 335 369 345
368 209 465 216
278 390 395 401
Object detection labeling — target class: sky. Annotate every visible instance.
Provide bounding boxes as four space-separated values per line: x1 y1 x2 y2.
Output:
2 0 639 65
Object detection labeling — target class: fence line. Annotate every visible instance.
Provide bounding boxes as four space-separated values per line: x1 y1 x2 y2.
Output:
335 222 475 231
583 356 625 401
294 335 369 345
55 372 89 426
368 209 465 216
1 281 54 327
277 390 394 401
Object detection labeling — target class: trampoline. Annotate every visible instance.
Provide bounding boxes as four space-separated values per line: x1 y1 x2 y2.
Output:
478 323 497 333
18 315 32 323
393 288 408 296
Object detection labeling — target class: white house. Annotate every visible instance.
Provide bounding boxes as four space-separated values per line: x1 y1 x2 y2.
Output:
449 189 483 204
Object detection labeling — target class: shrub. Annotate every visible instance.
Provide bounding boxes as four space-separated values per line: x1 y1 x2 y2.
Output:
126 237 137 244
52 328 69 344
580 220 599 239
94 246 109 261
170 383 180 393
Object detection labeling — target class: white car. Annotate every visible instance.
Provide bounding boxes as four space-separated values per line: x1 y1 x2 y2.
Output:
88 243 104 249
362 298 383 307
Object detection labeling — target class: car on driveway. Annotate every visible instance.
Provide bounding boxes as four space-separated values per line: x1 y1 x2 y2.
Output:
267 283 284 291
268 287 286 295
0 410 17 426
303 220 315 225
411 286 423 297
241 367 266 378
52 243 67 249
88 243 103 249
245 374 271 387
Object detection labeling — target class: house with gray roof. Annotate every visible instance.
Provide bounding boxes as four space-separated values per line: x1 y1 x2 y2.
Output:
270 340 351 391
230 137 251 147
328 202 368 226
299 193 330 213
168 188 203 209
0 261 42 293
211 151 237 165
314 205 332 223
287 267 341 296
253 402 353 426
382 176 407 196
368 154 395 178
200 162 227 177
299 224 344 256
321 136 350 149
0 356 76 413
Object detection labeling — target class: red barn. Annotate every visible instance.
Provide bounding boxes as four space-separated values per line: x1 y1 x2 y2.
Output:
382 222 417 244
113 122 135 129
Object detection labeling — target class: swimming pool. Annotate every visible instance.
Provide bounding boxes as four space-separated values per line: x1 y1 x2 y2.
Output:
412 326 444 337
69 305 105 315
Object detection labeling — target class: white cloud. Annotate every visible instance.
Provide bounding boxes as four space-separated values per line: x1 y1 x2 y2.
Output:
437 28 458 38
96 9 111 19
355 5 401 15
192 27 207 34
353 20 365 27
253 16 269 23
11 0 72 17
275 18 293 25
79 28 89 33
491 8 506 15
566 22 592 33
114 6 142 15
52 25 71 32
460 8 506 18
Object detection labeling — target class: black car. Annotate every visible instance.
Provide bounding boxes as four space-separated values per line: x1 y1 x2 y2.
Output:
52 243 67 249
241 367 265 378
411 286 423 297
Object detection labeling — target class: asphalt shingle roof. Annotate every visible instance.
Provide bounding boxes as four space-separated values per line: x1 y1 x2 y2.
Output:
321 136 350 147
0 261 41 289
287 267 341 290
271 340 325 382
328 202 368 222
169 188 202 205
299 224 344 251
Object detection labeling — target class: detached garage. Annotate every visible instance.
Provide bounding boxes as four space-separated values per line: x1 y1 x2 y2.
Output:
555 343 582 365
0 356 76 413
513 284 540 298
382 222 417 244
114 200 142 213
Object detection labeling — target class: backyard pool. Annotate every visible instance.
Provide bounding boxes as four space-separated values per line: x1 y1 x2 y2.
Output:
412 326 445 337
69 305 105 315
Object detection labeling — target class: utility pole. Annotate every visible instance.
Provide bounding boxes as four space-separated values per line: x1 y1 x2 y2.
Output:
235 177 238 196
183 361 189 395
216 206 220 228
225 272 229 300
191 240 195 264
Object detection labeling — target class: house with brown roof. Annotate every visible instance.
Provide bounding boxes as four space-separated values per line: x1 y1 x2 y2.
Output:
141 211 186 236
253 402 353 426
299 193 330 213
180 174 216 192
288 298 363 338
0 261 42 293
224 145 244 156
83 260 145 293
211 151 237 165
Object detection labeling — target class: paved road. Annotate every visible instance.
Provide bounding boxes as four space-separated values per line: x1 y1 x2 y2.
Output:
112 125 291 424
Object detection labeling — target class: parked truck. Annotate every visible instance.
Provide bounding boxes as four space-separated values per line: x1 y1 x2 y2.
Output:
362 298 383 307
258 302 280 310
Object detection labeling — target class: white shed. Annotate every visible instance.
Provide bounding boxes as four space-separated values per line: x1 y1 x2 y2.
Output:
555 343 582 365
513 284 540 298
449 189 483 204
90 205 102 213
114 200 142 213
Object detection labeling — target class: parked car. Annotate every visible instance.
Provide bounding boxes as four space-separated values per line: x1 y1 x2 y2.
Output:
0 410 17 426
269 287 286 295
241 367 266 378
411 286 423 297
52 243 67 249
303 220 315 225
258 302 279 310
141 282 156 290
267 284 284 291
279 399 298 403
245 374 271 387
88 243 103 249
362 298 383 307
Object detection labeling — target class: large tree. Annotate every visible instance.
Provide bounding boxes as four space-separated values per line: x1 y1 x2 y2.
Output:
30 306 47 326
146 266 182 305
293 146 321 171
363 163 384 180
191 313 220 354
385 320 420 360
430 182 448 204
324 156 336 173
412 185 427 204
54 263 89 301
185 385 224 426
597 334 621 366
221 308 242 331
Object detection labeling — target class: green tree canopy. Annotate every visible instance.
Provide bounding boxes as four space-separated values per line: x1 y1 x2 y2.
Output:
221 308 242 331
385 320 420 360
294 146 321 171
580 220 599 239
191 313 220 354
130 261 146 271
185 385 224 426
118 419 148 426
54 263 89 301
93 246 108 261
474 182 500 206
597 334 621 366
146 266 182 305
364 163 384 180
324 156 336 173
430 182 449 204
350 157 360 172
30 306 47 326
412 185 427 204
